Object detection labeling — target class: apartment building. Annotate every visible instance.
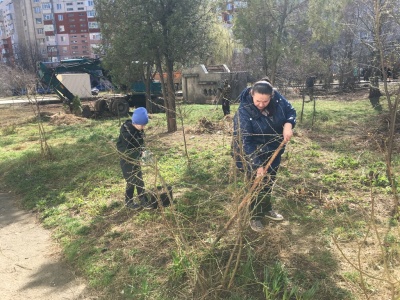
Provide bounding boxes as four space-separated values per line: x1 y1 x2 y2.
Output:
220 1 247 27
0 0 101 64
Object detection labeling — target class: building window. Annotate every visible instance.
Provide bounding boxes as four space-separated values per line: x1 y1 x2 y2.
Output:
61 36 65 41
58 15 63 21
78 7 84 10
56 4 62 9
234 1 247 8
71 30 76 33
67 8 73 11
71 40 78 43
72 35 77 38
33 0 40 3
87 10 95 17
34 7 41 13
43 14 53 20
42 3 51 9
88 22 98 29
70 24 76 28
37 28 44 34
71 46 78 49
68 13 74 17
38 38 45 44
59 25 65 32
88 1 94 6
69 19 75 22
80 24 86 28
77 2 84 4
35 18 42 24
81 30 87 32
66 2 73 5
81 34 86 37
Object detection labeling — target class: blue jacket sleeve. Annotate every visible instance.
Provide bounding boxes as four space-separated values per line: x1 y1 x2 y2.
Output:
236 108 263 169
277 92 296 128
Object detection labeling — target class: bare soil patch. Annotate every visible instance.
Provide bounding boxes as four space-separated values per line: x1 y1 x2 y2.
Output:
0 103 65 127
0 192 93 300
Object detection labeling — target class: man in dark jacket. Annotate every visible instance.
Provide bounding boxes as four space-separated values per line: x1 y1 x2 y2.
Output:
219 80 231 116
305 75 316 102
116 107 152 210
232 81 296 232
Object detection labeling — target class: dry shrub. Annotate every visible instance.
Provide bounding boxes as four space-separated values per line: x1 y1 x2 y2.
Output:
25 111 54 123
186 116 233 134
49 113 89 125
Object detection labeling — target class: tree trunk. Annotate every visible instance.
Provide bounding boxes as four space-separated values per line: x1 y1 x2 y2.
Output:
165 59 177 132
144 63 152 113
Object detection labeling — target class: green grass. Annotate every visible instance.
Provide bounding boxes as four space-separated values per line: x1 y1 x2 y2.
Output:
0 98 399 299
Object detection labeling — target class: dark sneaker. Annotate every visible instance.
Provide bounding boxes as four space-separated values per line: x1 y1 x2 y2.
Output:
139 196 154 210
249 219 265 232
265 210 284 221
125 201 142 210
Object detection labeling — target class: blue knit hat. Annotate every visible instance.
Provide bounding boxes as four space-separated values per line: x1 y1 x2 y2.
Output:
132 107 149 125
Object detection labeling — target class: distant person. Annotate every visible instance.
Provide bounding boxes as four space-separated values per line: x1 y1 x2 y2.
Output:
232 80 296 232
116 107 153 210
219 80 231 116
305 76 316 102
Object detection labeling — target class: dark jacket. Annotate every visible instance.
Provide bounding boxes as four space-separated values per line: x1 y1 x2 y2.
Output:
116 120 144 161
232 87 296 170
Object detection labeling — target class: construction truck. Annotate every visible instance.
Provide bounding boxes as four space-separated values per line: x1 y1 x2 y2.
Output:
37 58 164 117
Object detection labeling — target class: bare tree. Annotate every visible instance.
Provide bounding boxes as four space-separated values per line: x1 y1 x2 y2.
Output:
14 41 45 73
233 0 308 83
96 0 216 132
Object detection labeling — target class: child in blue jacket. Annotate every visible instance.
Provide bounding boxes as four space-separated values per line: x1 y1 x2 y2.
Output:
116 107 153 210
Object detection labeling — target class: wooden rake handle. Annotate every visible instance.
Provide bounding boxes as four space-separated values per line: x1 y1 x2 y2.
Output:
211 140 286 248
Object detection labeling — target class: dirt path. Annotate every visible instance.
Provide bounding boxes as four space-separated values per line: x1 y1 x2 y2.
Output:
0 192 91 300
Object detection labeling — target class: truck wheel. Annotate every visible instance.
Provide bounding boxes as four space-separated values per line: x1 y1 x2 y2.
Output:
94 99 107 113
81 105 92 118
112 99 129 116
